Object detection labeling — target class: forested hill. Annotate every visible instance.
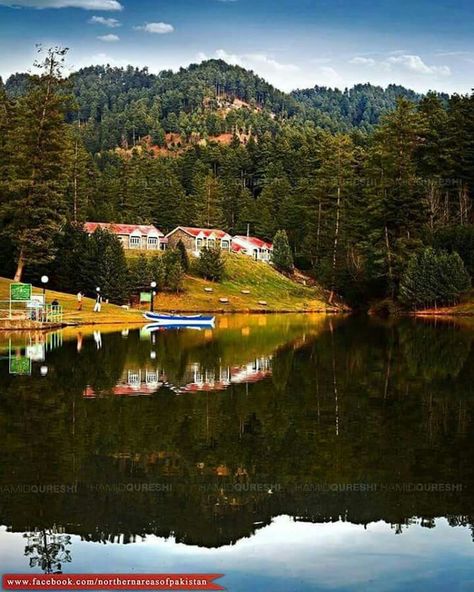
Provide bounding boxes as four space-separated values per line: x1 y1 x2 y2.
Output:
3 59 433 153
1 49 472 310
291 83 432 132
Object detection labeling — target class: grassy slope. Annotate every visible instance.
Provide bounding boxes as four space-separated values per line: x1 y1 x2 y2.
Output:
0 277 143 325
147 253 335 313
0 254 337 325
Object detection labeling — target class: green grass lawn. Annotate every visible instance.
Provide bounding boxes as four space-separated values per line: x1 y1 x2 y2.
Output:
0 253 338 326
149 253 335 312
0 277 143 325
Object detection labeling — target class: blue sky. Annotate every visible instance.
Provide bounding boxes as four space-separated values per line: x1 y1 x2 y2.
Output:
0 0 473 93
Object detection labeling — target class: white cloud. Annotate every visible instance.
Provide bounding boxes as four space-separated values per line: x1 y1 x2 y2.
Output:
97 33 119 42
435 50 472 57
134 22 174 34
215 48 240 65
215 49 299 73
348 53 451 79
349 56 376 67
387 54 451 76
212 48 306 91
89 15 120 27
318 66 343 87
0 0 122 9
245 53 300 73
310 57 333 65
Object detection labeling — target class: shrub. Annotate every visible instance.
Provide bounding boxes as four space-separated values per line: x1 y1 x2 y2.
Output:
196 247 225 282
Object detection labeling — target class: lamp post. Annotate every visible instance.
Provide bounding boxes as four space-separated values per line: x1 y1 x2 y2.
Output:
150 281 157 313
41 275 49 303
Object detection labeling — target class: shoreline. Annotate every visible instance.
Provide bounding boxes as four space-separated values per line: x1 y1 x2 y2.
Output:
0 308 348 331
414 310 474 318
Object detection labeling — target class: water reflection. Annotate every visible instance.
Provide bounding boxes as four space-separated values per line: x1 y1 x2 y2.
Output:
0 315 474 584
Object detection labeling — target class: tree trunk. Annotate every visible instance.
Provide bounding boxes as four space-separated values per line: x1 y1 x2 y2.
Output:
73 138 79 223
14 250 25 282
329 187 341 304
316 198 322 264
384 225 394 299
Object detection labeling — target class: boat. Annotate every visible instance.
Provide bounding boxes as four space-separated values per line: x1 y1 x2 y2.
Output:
143 312 215 327
143 323 203 333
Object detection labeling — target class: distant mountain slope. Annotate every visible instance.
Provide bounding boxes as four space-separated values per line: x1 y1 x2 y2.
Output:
4 59 442 152
291 83 425 132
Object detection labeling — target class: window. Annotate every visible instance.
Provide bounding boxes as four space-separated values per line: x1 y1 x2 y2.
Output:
221 240 229 250
147 236 158 249
196 238 203 249
208 239 216 248
129 235 141 248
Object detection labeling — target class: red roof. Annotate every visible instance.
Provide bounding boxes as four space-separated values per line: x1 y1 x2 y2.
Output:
84 222 164 237
169 226 231 239
83 385 157 398
233 235 273 250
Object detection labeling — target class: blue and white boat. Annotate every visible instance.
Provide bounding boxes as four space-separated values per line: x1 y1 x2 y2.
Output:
143 312 215 327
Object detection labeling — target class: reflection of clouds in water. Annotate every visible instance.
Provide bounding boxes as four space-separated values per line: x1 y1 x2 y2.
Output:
2 519 473 589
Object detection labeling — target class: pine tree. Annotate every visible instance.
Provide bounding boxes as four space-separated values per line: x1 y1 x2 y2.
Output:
167 260 184 292
53 223 90 293
128 254 150 292
176 239 190 272
399 247 471 309
0 47 73 281
192 170 225 228
364 98 427 297
92 228 129 303
149 255 166 291
196 247 225 281
272 230 293 272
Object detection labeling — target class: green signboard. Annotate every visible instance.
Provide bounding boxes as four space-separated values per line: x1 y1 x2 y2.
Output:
10 283 32 302
9 356 32 376
140 291 152 303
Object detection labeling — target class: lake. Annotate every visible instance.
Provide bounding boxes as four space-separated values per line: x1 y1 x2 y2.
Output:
1 314 474 591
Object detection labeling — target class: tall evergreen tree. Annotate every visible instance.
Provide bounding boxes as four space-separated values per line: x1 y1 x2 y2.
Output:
0 46 72 281
272 230 294 272
192 169 225 228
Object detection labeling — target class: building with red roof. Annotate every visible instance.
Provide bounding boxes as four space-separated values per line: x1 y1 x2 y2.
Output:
84 222 167 251
232 235 273 262
166 226 232 256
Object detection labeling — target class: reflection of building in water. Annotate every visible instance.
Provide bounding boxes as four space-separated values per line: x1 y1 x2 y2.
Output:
84 368 166 398
83 357 272 398
178 356 272 394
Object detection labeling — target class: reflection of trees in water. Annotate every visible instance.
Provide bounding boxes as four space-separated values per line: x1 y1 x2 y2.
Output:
1 318 474 549
24 528 72 573
398 320 473 381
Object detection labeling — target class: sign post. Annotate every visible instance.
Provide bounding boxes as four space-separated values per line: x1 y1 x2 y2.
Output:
140 292 152 304
10 283 32 302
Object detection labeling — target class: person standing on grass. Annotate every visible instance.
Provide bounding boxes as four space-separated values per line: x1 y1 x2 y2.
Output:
77 291 83 311
93 291 102 313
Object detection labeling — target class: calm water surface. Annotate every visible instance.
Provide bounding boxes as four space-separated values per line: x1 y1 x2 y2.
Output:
1 314 474 591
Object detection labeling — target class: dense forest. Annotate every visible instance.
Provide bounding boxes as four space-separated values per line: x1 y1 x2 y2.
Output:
0 47 473 308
